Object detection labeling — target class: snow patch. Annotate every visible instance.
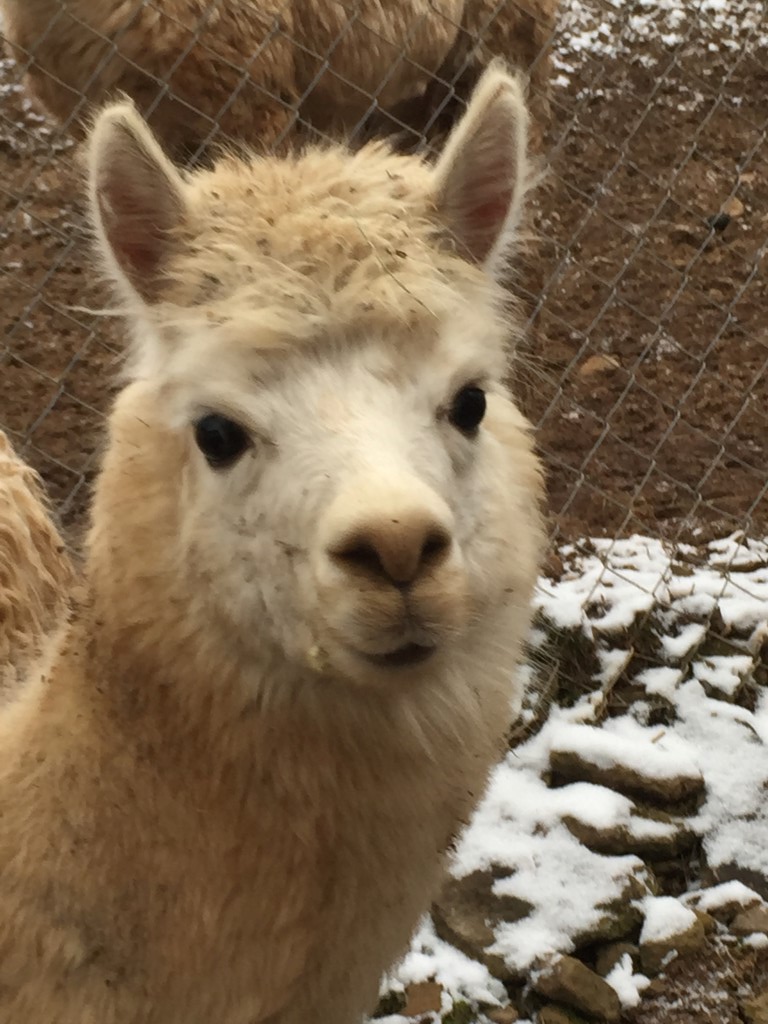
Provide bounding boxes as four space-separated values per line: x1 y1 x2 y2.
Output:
548 719 701 784
640 896 698 944
554 0 768 86
384 917 506 1008
684 880 764 915
605 954 651 1009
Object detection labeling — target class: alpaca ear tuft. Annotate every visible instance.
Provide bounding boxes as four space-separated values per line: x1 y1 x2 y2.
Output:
88 100 187 303
432 62 530 276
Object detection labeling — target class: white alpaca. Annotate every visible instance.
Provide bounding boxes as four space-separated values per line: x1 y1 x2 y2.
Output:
0 63 544 1023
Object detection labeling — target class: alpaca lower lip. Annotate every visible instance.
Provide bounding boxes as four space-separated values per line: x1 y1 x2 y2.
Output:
359 643 437 669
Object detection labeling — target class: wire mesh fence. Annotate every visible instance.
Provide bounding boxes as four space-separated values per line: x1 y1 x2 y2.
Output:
0 0 766 549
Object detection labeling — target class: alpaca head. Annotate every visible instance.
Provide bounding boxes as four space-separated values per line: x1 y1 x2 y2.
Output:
86 64 544 692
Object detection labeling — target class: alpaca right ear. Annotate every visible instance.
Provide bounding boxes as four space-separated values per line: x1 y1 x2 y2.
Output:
87 101 188 304
432 62 530 279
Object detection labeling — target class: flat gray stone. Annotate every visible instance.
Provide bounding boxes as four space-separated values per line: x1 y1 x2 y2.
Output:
551 747 704 808
485 1007 521 1023
562 807 696 860
432 868 533 984
731 905 768 937
533 956 621 1022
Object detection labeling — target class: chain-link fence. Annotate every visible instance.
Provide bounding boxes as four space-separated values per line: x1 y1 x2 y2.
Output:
1 0 766 548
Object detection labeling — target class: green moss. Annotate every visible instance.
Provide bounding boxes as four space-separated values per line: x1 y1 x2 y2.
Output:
443 1000 475 1024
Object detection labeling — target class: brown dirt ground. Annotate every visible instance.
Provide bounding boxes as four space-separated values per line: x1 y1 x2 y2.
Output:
1 13 768 548
519 12 768 548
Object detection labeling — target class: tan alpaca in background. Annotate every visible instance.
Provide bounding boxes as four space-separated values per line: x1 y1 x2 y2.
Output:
0 432 75 697
1 0 560 157
0 63 544 1023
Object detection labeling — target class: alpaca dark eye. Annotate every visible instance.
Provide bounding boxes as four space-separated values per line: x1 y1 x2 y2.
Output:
194 414 250 468
448 386 486 435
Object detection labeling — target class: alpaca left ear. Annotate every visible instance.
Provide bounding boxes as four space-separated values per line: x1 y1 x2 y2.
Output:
432 62 530 278
87 99 188 304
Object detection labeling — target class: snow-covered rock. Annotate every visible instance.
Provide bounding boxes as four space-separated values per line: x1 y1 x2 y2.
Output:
639 897 707 974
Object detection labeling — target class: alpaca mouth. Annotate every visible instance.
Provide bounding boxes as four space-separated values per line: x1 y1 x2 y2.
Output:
358 643 437 669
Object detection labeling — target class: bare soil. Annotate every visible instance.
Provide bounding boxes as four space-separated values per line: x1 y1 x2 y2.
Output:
520 19 768 547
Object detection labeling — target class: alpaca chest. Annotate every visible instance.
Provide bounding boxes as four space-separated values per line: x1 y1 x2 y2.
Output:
119 729 487 1024
261 719 499 1023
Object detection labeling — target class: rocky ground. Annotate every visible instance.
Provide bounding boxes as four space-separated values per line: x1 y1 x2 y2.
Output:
376 534 768 1022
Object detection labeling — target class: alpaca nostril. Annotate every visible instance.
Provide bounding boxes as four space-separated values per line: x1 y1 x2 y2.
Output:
329 519 452 586
421 528 451 565
334 541 386 579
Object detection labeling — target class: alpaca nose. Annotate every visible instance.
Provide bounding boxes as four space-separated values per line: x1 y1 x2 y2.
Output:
329 512 452 586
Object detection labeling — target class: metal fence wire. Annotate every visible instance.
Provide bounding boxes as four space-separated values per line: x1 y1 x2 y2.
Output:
0 0 766 550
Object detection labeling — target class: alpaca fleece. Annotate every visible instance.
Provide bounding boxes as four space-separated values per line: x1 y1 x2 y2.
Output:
0 65 545 1023
0 431 75 697
1 0 560 155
